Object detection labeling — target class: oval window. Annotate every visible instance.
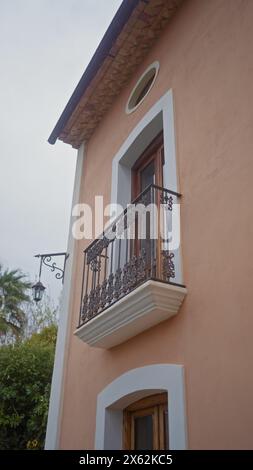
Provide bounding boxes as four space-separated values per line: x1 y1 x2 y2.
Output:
126 61 159 114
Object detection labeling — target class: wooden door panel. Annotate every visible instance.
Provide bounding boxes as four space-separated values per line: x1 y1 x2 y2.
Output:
123 393 168 450
132 132 164 200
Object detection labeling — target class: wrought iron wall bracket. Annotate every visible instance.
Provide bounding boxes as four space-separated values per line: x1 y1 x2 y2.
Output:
35 252 69 284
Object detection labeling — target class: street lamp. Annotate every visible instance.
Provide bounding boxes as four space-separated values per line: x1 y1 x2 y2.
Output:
32 252 68 302
32 281 46 303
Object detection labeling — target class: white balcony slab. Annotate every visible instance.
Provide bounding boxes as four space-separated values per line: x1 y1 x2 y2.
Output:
74 280 187 349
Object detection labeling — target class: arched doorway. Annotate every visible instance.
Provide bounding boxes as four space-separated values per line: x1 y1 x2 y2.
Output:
95 364 187 450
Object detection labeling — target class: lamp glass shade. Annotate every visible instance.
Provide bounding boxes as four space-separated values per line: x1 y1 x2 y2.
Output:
32 281 46 302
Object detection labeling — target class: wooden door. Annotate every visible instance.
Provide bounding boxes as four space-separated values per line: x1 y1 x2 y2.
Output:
123 393 169 450
131 133 164 278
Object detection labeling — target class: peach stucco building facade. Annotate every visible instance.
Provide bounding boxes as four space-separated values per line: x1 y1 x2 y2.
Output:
46 0 253 450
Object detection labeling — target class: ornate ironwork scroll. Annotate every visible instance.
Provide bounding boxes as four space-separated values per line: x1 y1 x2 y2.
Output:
160 192 173 211
162 251 175 281
41 256 64 280
86 236 111 264
35 252 69 284
80 250 148 323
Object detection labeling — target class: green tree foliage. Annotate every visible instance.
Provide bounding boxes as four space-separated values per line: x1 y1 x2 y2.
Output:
0 265 31 343
0 324 57 450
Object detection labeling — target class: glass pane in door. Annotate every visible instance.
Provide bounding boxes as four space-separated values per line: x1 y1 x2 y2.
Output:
140 160 155 192
134 415 153 450
139 160 155 267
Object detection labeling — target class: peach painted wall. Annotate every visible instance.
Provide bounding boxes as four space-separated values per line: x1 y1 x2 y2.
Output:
59 0 253 449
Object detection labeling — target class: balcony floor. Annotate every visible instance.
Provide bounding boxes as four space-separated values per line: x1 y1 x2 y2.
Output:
74 279 187 349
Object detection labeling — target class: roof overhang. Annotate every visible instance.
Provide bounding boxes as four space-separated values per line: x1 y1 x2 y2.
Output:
48 0 184 149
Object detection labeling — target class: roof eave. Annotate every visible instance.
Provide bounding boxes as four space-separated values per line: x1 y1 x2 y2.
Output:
48 0 140 145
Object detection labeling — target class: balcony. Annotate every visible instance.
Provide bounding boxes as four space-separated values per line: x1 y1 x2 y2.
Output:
74 184 187 348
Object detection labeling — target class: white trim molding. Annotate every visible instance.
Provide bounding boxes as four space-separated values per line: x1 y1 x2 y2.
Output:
45 144 85 449
95 364 188 450
75 281 186 349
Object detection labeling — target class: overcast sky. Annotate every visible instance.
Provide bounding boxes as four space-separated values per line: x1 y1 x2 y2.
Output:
0 0 122 303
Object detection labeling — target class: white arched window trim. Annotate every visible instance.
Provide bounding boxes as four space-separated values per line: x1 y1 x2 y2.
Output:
95 364 188 450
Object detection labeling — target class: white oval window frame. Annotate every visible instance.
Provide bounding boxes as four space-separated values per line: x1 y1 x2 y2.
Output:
125 61 160 114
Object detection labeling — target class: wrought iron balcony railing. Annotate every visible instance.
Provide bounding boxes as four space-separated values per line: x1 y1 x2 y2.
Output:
78 184 182 327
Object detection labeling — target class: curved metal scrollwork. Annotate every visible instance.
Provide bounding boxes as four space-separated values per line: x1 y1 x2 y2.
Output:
86 236 111 265
35 252 69 285
42 256 64 280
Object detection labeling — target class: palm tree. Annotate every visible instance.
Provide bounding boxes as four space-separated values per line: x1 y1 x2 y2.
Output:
0 265 31 342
